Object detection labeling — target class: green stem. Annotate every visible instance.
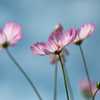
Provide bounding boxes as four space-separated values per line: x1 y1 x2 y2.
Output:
92 88 99 100
64 66 74 100
6 48 42 100
58 54 69 100
79 45 93 97
53 56 57 100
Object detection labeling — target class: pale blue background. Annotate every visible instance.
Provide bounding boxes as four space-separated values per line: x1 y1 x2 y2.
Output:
0 0 100 100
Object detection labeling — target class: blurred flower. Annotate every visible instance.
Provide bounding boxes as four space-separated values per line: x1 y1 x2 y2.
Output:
0 22 24 50
73 23 95 45
30 27 76 56
50 48 69 66
54 23 63 32
79 79 99 99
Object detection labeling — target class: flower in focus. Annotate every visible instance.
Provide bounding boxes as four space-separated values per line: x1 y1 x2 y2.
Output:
54 23 63 32
73 23 95 45
79 79 99 99
50 23 69 66
50 48 69 66
30 27 76 56
0 22 24 50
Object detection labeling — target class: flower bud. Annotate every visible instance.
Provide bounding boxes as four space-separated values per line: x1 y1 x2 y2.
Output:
96 82 100 89
54 24 63 32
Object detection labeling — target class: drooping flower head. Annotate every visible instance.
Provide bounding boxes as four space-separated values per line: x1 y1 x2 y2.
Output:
73 23 95 45
30 27 76 56
79 79 99 99
50 48 69 66
54 23 63 32
0 22 24 50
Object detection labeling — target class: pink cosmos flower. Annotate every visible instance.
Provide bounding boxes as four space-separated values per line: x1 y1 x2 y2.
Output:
0 22 24 50
30 27 76 56
79 79 99 98
50 48 69 66
73 23 95 44
54 23 63 32
50 23 69 65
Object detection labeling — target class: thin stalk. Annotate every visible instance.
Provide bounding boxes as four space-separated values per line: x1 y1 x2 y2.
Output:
6 48 42 100
58 54 69 100
79 45 93 97
92 88 99 100
53 56 57 100
64 66 74 100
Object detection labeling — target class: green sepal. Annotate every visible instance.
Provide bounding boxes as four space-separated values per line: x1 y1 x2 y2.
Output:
54 50 62 55
2 42 9 48
75 40 83 45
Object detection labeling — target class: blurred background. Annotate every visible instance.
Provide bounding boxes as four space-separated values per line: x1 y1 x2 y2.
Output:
0 0 100 100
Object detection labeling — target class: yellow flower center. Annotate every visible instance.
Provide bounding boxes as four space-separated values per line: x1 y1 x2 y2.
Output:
57 44 61 48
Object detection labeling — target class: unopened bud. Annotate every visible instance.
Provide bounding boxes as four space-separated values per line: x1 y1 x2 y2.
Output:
96 82 100 89
54 24 63 32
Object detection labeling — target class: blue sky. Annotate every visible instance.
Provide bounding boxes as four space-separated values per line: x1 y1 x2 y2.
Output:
0 0 100 100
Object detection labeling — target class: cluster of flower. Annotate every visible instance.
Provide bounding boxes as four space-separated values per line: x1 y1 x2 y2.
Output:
30 23 94 56
0 22 99 100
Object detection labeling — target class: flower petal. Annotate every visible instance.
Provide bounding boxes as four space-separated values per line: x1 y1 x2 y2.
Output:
72 29 80 43
0 30 7 44
43 41 58 55
9 34 24 46
62 27 76 46
79 23 95 39
0 30 7 50
50 54 55 64
30 42 46 56
48 31 63 45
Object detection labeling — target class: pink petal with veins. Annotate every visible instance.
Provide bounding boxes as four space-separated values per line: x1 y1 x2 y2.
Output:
62 27 76 46
48 31 63 45
43 41 59 55
30 42 46 56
